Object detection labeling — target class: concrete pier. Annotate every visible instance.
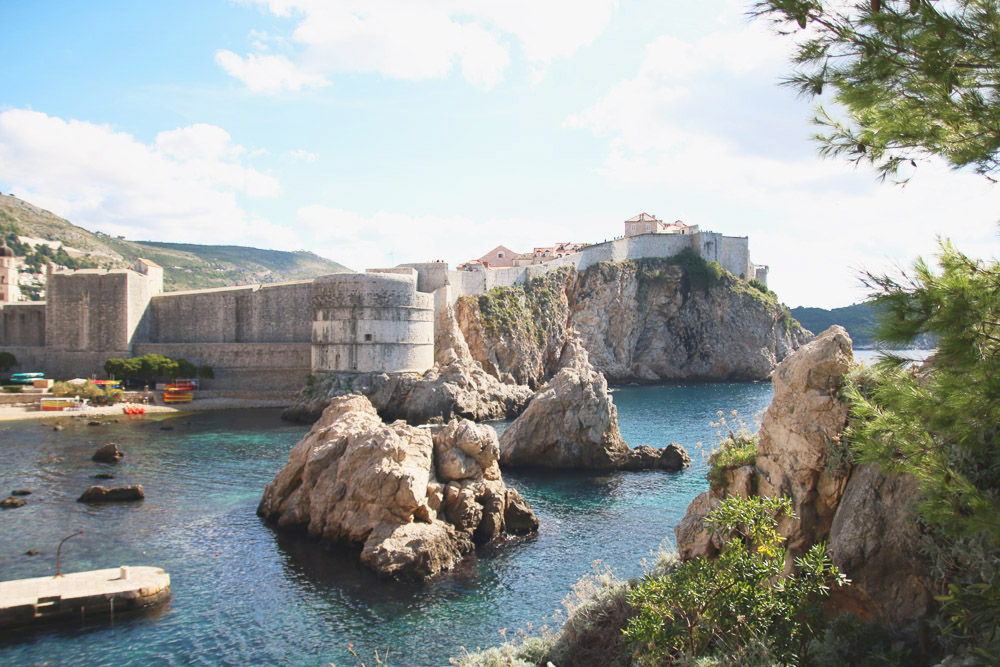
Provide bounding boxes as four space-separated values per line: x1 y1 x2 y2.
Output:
0 566 170 630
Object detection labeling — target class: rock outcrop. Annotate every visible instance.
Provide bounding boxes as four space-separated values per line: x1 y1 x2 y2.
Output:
674 325 934 628
500 340 690 471
827 465 934 625
755 325 854 567
77 485 144 502
458 259 810 388
259 395 538 580
283 301 533 425
92 443 124 463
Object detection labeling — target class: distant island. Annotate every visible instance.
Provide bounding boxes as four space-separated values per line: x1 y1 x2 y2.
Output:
791 302 934 349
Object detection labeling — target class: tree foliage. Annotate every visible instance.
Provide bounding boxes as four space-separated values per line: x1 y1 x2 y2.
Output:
843 242 1000 657
0 351 17 373
624 496 846 664
103 353 201 382
752 0 1000 180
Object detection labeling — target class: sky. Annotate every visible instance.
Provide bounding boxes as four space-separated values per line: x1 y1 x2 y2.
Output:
1 0 998 309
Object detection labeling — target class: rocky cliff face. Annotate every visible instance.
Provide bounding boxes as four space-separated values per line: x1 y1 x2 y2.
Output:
457 258 810 387
259 395 538 580
674 326 935 628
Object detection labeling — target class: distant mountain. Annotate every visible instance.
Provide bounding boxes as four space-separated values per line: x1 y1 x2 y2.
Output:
791 301 934 349
0 193 351 295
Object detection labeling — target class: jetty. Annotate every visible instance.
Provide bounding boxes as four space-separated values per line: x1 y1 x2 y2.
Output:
0 566 170 630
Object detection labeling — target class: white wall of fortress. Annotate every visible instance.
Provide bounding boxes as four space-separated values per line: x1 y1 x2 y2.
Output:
0 229 761 388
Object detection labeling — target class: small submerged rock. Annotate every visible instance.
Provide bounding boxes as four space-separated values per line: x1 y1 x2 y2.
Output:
1 497 27 509
87 421 103 427
159 425 175 431
52 424 64 431
92 472 116 480
11 489 33 496
25 550 40 556
77 485 144 503
92 443 124 463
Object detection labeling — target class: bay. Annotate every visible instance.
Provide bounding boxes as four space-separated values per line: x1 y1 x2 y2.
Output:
0 384 775 665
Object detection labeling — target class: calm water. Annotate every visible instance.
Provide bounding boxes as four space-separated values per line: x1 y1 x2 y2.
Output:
0 383 772 666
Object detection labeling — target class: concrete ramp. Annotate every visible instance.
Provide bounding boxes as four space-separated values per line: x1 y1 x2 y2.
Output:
0 566 170 630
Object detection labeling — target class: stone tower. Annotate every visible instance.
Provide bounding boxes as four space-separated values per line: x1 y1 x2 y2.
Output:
0 244 19 303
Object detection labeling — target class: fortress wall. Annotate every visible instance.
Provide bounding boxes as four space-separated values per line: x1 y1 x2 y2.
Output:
399 262 451 293
46 270 131 352
311 273 435 373
133 342 311 390
721 236 752 279
150 281 312 344
0 302 45 346
0 348 128 380
754 265 769 286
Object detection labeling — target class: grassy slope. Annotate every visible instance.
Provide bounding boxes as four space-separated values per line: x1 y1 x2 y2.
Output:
0 194 351 292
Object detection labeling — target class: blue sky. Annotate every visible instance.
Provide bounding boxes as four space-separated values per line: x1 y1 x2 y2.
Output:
2 0 998 308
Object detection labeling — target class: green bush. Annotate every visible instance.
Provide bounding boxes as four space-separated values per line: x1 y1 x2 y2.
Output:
2 384 23 393
0 351 17 372
104 353 202 382
624 496 847 664
50 380 124 405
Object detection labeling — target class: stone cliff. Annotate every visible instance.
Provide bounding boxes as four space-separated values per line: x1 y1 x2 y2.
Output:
675 326 935 628
259 395 538 580
457 255 809 388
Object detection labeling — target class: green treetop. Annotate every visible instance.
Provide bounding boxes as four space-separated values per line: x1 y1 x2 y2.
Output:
752 0 1000 180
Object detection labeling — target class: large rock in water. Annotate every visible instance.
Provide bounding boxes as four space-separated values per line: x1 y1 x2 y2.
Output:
500 340 690 471
259 395 538 580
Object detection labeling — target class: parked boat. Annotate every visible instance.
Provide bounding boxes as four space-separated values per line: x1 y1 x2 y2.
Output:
163 381 195 404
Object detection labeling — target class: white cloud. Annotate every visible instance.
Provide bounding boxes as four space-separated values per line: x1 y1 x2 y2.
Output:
220 0 618 91
287 148 317 162
568 26 1000 308
296 204 550 271
214 50 330 93
0 109 290 247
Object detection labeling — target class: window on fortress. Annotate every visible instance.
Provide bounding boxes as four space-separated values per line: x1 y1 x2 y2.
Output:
364 333 372 341
497 252 504 259
631 224 636 232
646 224 651 232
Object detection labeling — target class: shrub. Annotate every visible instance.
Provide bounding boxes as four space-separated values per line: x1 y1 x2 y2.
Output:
705 411 759 489
2 384 23 393
50 380 124 405
0 351 17 372
624 496 847 664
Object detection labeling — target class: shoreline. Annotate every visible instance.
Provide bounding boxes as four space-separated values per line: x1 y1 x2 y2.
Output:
0 396 293 423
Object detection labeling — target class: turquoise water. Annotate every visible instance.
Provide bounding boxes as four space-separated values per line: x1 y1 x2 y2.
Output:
0 383 773 665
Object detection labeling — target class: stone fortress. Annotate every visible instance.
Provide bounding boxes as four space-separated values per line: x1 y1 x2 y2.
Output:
0 215 768 389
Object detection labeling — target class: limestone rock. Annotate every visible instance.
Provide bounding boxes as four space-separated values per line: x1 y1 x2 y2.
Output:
754 325 853 567
259 395 538 580
500 342 629 469
827 465 934 626
283 358 532 427
92 443 124 463
500 340 690 471
77 485 144 503
456 260 810 388
675 492 723 560
1 497 27 509
620 444 691 472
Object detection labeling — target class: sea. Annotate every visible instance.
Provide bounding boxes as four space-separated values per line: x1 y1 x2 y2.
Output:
0 351 926 665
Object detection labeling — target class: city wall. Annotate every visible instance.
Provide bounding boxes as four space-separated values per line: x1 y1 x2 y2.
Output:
0 228 762 390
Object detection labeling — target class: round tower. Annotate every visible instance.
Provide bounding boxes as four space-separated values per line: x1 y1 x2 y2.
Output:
0 243 20 302
310 272 434 373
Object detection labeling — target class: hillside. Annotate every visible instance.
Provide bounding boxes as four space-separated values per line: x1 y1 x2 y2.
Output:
0 193 351 294
791 301 936 349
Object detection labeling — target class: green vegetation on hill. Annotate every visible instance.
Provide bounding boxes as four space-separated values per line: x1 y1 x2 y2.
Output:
0 194 351 296
791 303 879 348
